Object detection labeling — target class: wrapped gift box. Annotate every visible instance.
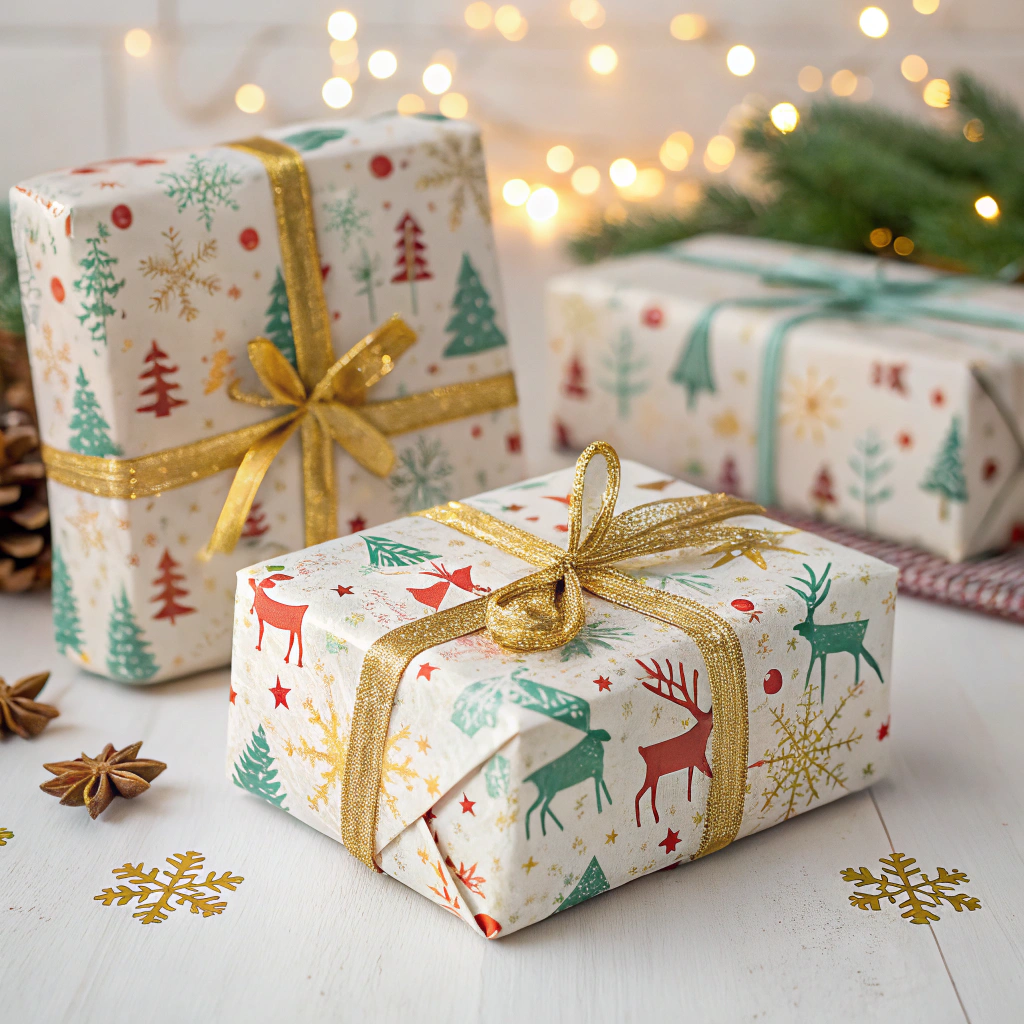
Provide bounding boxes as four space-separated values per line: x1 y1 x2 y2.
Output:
226 448 896 938
11 114 522 682
545 234 1024 562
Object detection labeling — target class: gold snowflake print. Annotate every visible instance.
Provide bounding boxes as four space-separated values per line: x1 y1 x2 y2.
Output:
711 409 741 438
780 367 843 443
842 852 981 925
0 825 13 846
33 323 70 391
416 132 489 230
758 684 862 821
67 499 106 555
139 227 220 322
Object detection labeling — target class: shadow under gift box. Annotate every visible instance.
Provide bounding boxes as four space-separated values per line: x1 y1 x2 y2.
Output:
545 233 1024 563
226 455 896 939
11 114 523 683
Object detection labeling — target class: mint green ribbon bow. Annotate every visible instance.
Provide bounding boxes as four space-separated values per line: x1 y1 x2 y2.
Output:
666 249 1024 507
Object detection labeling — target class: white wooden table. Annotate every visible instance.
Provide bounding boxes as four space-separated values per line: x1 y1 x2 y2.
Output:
2 587 1022 1024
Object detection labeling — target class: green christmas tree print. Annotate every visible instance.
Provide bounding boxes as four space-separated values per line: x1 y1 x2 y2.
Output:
443 253 507 357
556 856 610 912
362 535 441 567
264 268 296 366
233 725 288 809
106 585 159 682
920 416 968 520
158 155 242 231
69 367 122 457
51 545 84 657
281 127 348 152
848 429 893 532
73 222 124 347
484 754 511 798
671 313 717 409
389 436 454 513
598 329 649 418
350 243 383 322
560 622 634 661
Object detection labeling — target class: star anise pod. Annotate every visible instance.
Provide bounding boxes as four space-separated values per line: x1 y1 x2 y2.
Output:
0 671 58 738
40 741 167 819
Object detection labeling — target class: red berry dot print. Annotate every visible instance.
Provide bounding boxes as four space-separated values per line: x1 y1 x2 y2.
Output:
983 458 999 481
50 277 65 303
731 599 754 613
471 425 482 438
370 154 393 179
763 669 783 695
111 204 132 230
642 306 664 328
239 227 260 251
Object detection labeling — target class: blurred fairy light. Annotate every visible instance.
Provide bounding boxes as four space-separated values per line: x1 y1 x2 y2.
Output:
571 165 600 194
322 77 353 108
901 55 928 82
704 135 735 171
726 46 755 77
893 236 914 255
869 227 893 247
963 118 984 142
502 179 531 206
335 61 359 84
439 92 469 118
464 2 493 29
770 102 799 132
975 195 1000 219
589 44 618 74
327 11 357 41
546 145 574 173
571 0 606 28
609 158 637 187
124 29 152 58
397 93 425 115
858 7 889 38
670 14 708 41
831 70 858 97
423 63 453 94
923 78 950 107
913 0 939 12
621 167 665 200
330 39 358 64
235 84 265 113
659 131 693 171
526 187 559 221
368 50 397 79
798 66 823 92
495 5 528 40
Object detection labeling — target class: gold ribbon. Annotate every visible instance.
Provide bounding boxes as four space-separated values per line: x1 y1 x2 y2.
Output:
342 440 766 870
39 136 518 554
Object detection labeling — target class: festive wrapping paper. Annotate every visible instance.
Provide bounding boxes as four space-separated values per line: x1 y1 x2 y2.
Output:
226 456 896 938
545 234 1024 563
10 114 523 682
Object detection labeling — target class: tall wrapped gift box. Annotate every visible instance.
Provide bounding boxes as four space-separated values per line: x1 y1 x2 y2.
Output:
545 234 1024 562
11 114 522 682
226 441 896 938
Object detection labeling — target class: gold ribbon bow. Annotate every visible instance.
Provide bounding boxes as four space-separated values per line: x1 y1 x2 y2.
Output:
342 440 768 870
40 136 517 555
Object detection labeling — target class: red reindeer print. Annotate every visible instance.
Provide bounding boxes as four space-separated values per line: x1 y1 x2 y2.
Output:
634 658 714 827
248 573 307 667
408 563 490 610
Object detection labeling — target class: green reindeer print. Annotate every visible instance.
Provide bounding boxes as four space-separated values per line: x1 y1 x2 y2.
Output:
788 562 884 702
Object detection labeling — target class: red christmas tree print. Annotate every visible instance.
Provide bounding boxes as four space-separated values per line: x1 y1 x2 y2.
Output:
150 549 196 624
718 456 740 495
241 501 270 539
562 355 588 398
137 340 186 417
811 465 837 515
391 212 432 314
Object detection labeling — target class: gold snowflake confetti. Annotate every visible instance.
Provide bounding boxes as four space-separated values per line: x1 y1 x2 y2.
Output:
842 852 981 925
95 850 243 925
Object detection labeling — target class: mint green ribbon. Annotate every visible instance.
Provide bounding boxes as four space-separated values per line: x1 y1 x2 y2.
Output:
665 250 1024 507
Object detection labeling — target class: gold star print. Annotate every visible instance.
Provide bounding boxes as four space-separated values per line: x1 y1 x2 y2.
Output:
522 857 538 874
705 530 804 570
636 479 674 492
67 502 106 555
213 329 226 343
416 735 430 754
605 830 618 844
425 775 441 798
417 847 430 863
787 637 798 651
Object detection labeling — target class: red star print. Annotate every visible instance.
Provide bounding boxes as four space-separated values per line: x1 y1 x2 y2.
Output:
930 388 946 407
545 494 571 505
506 433 522 454
659 828 681 854
503 504 525 512
423 807 436 826
593 675 612 692
335 585 353 597
228 686 237 705
348 515 366 533
877 716 891 741
896 431 913 450
417 663 438 681
459 793 476 815
427 364 439 375
227 285 242 300
269 676 291 709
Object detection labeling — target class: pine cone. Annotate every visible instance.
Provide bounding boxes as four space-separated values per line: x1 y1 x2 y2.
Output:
0 329 50 593
0 671 59 738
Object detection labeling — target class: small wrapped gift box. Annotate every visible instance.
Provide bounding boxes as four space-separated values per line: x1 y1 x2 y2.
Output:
226 442 896 938
11 115 521 682
545 234 1024 562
